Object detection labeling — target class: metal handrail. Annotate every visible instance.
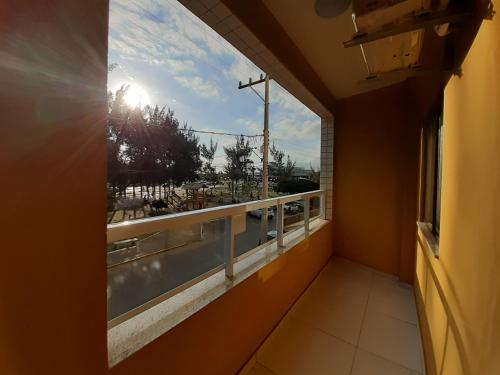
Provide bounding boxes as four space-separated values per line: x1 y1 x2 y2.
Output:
107 190 323 243
107 190 325 328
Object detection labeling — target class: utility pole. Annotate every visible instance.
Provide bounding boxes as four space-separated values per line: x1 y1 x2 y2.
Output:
263 74 269 201
238 74 270 244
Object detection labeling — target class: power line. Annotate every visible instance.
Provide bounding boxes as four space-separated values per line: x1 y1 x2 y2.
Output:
107 115 262 138
178 128 263 138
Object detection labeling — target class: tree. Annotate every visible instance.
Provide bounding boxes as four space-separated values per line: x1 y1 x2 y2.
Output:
224 136 252 202
270 143 296 182
283 155 296 179
276 179 319 194
201 138 219 191
107 86 132 197
170 123 202 185
309 164 320 184
106 88 201 205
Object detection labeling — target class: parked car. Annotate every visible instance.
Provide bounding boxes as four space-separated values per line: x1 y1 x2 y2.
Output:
267 230 277 241
284 203 299 214
284 202 304 214
266 228 289 241
248 208 275 219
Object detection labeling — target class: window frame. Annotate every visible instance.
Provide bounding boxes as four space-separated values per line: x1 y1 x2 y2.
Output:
420 95 444 242
432 113 443 236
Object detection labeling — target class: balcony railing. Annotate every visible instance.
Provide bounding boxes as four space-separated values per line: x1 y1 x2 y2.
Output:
107 190 325 328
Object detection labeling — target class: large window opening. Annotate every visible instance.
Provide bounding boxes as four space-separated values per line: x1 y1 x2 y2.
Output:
106 0 322 325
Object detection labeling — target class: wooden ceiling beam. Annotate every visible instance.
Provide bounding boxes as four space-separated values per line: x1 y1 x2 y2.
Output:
344 7 474 48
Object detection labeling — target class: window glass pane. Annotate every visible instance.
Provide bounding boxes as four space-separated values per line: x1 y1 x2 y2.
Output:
107 218 225 320
235 205 277 257
434 115 443 235
310 196 321 219
284 199 305 232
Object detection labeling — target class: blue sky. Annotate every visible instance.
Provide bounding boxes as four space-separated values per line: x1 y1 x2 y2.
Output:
108 0 320 169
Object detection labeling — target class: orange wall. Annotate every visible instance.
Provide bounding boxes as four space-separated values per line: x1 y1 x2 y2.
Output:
0 5 333 374
415 14 500 375
0 0 332 375
333 83 421 283
0 1 109 374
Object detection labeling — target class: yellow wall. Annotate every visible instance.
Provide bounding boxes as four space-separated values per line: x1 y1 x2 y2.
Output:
0 2 335 374
415 14 500 375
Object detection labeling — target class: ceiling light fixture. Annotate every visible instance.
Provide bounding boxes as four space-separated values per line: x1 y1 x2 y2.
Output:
315 0 351 18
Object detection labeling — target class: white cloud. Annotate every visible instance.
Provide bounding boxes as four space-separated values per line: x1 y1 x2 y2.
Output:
109 37 138 57
236 118 262 134
270 82 316 118
158 58 196 73
225 54 263 83
270 118 320 142
109 1 207 71
174 76 221 98
237 116 320 143
235 117 320 168
109 0 238 70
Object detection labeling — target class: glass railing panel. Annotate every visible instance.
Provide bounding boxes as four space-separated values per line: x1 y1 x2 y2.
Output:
107 218 225 320
283 199 306 233
234 205 277 258
310 196 321 220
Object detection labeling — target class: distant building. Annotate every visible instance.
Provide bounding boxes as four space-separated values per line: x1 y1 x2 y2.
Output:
291 167 313 180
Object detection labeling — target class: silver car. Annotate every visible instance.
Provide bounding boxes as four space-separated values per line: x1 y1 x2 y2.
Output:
248 208 275 219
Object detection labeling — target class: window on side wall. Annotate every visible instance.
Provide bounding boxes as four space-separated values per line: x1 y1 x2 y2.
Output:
422 97 444 239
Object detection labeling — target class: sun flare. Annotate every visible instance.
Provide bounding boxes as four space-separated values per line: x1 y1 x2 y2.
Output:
123 84 150 108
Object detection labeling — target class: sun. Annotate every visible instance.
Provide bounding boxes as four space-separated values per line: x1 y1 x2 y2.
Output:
123 84 150 108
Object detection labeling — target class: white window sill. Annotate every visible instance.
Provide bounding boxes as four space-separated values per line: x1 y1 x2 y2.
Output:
107 218 330 367
417 222 439 259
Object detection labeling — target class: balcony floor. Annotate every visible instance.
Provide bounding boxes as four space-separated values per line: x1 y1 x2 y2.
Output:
243 257 424 375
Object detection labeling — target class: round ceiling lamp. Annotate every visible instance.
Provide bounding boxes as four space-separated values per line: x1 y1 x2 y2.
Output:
315 0 352 18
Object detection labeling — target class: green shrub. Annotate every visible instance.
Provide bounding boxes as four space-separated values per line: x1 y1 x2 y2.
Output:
276 179 319 194
151 199 166 210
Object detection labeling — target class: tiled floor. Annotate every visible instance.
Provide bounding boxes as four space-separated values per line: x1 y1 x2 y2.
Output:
243 257 424 375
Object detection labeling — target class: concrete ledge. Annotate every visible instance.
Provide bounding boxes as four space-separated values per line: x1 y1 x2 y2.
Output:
417 222 439 258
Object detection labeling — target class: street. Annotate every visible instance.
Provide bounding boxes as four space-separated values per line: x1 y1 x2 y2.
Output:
107 214 276 320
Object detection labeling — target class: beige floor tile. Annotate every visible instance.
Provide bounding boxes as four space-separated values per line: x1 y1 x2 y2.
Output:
325 257 374 286
290 280 366 345
310 276 371 309
352 349 422 375
312 260 373 307
359 309 423 372
367 274 418 324
247 362 276 375
257 317 355 375
252 259 424 375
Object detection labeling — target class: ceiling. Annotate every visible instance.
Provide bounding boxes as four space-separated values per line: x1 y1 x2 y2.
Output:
181 0 437 114
262 0 411 99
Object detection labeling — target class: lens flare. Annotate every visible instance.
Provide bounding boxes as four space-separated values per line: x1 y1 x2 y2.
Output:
123 84 150 108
